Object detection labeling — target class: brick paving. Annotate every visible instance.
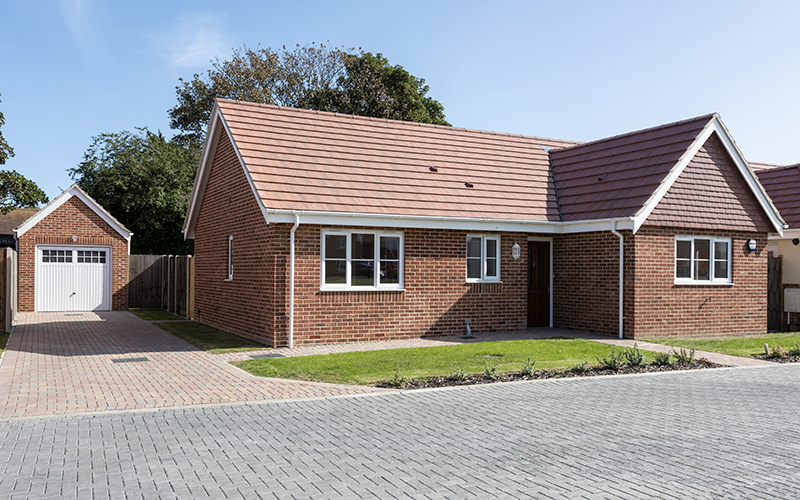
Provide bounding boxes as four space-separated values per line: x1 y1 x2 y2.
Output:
0 363 797 499
0 312 385 419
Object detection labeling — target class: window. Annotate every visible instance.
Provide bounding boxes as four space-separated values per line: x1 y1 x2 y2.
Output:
321 230 403 290
77 250 106 264
675 236 731 284
466 235 500 282
226 236 233 281
42 249 72 263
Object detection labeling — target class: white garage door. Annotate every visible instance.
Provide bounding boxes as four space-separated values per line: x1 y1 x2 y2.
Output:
36 246 112 311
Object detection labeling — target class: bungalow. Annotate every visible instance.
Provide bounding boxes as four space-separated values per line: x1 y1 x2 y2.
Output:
755 163 800 330
183 99 784 346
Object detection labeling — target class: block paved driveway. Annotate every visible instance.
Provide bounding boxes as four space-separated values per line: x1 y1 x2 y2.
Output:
0 312 384 418
1 363 799 499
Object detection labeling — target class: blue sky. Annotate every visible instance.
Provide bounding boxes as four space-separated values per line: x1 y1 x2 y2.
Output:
2 0 800 201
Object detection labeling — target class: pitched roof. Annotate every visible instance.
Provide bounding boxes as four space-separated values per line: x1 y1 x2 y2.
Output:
756 164 800 229
0 208 39 234
15 184 133 241
184 100 784 236
213 98 576 221
550 115 714 221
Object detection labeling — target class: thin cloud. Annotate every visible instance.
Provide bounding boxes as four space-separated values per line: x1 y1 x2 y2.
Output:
149 11 231 68
57 0 100 54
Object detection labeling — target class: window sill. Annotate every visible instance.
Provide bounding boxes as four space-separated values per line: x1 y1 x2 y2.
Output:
320 287 406 292
673 281 734 286
466 280 503 284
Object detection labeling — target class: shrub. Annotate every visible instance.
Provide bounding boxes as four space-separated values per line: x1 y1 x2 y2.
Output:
521 357 537 376
388 367 406 388
571 361 591 374
788 343 800 357
671 348 696 365
769 344 787 359
597 349 624 370
623 344 646 367
484 363 500 381
448 367 469 381
652 351 673 366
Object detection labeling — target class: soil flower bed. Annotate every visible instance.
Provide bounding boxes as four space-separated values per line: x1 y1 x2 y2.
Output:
376 358 722 390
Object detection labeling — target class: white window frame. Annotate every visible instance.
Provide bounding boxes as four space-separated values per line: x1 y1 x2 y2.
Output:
466 234 501 283
226 235 233 281
320 229 404 290
674 236 732 285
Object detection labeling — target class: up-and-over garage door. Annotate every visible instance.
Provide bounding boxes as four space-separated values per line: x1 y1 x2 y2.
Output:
36 246 112 311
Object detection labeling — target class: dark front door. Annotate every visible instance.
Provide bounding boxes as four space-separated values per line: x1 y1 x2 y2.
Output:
527 241 550 327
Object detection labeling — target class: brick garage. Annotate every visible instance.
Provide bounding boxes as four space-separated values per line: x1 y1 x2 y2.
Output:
15 185 131 312
184 100 785 346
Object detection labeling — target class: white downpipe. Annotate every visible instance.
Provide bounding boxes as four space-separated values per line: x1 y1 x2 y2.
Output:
289 213 300 348
610 221 624 339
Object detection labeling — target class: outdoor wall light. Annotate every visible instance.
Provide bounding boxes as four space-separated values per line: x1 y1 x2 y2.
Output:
793 238 799 246
747 239 757 252
511 242 521 260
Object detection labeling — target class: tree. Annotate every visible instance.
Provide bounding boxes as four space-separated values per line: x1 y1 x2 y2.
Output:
0 170 49 214
0 92 15 165
69 129 200 255
305 52 449 125
168 44 449 141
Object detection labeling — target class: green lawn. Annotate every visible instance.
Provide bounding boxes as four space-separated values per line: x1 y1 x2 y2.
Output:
643 333 800 358
234 338 633 386
154 321 268 354
0 331 8 357
129 309 187 321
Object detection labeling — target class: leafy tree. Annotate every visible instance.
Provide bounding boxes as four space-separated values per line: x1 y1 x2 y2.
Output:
69 129 200 255
169 44 449 141
0 92 15 165
0 170 49 214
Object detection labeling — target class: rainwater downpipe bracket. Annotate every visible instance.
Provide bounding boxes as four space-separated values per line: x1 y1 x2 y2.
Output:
289 213 301 349
610 221 624 339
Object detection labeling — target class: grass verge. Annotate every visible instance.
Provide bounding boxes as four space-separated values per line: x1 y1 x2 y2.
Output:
0 331 8 358
154 321 268 354
643 333 800 358
234 338 640 386
129 309 186 321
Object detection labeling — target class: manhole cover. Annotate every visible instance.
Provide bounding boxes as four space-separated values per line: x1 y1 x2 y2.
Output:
111 357 149 363
249 353 285 359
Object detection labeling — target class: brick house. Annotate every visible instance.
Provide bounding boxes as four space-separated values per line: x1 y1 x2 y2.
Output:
755 163 800 330
15 184 132 312
183 99 785 346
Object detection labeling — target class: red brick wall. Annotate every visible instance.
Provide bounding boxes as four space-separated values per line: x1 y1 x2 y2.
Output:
648 133 773 232
630 226 767 338
18 197 129 311
193 131 277 344
552 230 635 336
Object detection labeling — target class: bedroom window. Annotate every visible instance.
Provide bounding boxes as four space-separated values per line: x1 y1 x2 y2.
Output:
321 230 403 290
675 236 731 284
466 235 500 282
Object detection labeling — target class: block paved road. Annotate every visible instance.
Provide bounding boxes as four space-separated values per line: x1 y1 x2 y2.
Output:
2 363 799 499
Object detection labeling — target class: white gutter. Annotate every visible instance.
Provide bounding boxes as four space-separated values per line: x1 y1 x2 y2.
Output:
288 213 301 348
610 221 624 339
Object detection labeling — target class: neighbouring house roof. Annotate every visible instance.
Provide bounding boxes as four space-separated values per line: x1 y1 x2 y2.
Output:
0 208 39 234
183 99 785 237
14 184 133 241
756 164 800 229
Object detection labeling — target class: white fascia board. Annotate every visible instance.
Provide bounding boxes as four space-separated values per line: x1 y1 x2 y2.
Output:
710 115 785 237
633 115 785 236
183 105 223 239
769 228 800 240
632 120 716 234
14 184 133 241
264 210 635 234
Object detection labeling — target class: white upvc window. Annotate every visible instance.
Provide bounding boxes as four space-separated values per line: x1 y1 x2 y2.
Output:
226 235 233 281
321 230 403 290
466 235 501 282
674 236 732 284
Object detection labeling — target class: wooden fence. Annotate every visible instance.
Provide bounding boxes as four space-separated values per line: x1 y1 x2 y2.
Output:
128 255 194 318
0 247 17 332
